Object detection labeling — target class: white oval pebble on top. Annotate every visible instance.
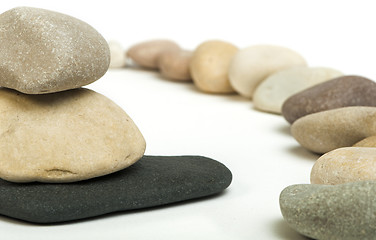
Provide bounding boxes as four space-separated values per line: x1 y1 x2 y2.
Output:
253 67 343 114
0 7 110 94
228 45 307 98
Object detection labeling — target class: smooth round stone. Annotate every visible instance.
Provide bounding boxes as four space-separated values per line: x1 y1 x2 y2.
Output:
189 40 238 94
311 147 376 185
0 155 232 223
108 40 126 68
282 76 376 124
280 181 376 240
157 49 192 81
228 45 307 98
0 88 146 183
291 106 376 154
0 7 110 94
353 136 376 147
126 39 180 69
253 67 342 114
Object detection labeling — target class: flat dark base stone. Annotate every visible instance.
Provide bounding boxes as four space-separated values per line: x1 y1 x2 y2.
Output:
0 155 232 224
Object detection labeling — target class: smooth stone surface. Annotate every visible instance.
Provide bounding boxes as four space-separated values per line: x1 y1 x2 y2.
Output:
126 39 180 69
108 40 126 68
353 136 376 147
253 67 342 114
157 49 192 81
0 7 110 94
291 107 376 154
311 147 376 184
189 40 238 94
280 181 376 240
0 88 145 183
0 155 232 223
282 76 376 124
228 45 307 98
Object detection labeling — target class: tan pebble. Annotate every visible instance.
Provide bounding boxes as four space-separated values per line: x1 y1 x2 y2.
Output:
190 40 238 94
291 106 376 154
126 40 180 69
108 40 126 68
311 147 376 184
0 88 146 183
157 50 192 81
228 45 307 98
353 136 376 147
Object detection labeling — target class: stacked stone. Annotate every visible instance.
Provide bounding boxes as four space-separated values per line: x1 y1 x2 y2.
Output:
0 7 232 224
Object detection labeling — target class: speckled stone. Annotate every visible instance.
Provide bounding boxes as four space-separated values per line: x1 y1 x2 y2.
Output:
0 7 110 94
291 107 376 154
126 39 180 69
253 67 342 114
353 136 376 147
311 147 376 184
280 181 376 240
0 155 232 223
157 49 192 81
0 88 145 183
282 76 376 124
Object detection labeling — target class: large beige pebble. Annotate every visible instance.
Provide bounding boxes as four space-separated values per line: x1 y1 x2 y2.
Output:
228 45 307 98
108 40 126 68
311 147 376 185
126 39 180 69
353 136 376 147
190 40 238 94
0 7 110 94
253 67 342 114
157 50 192 81
0 88 146 183
291 107 376 154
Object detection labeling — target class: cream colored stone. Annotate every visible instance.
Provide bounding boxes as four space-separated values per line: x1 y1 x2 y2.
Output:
0 7 110 94
311 147 376 184
353 136 376 147
291 107 376 154
253 67 342 114
228 45 307 98
108 40 126 68
126 39 180 69
190 40 238 94
157 50 192 81
0 88 146 183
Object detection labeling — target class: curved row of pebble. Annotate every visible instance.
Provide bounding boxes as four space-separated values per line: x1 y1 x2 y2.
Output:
0 7 232 223
111 39 376 239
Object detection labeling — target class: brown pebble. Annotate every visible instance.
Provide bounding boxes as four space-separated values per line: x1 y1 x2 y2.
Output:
157 50 192 81
353 136 376 147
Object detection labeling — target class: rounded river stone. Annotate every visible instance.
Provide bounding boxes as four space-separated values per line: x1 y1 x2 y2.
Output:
253 67 342 114
291 106 376 154
282 75 376 124
228 45 307 98
0 7 110 94
311 147 376 185
0 155 232 223
353 136 376 147
158 49 192 81
0 88 146 183
280 181 376 240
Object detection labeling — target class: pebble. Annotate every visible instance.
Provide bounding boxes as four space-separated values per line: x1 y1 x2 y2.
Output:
311 147 376 184
108 40 126 68
282 75 376 124
157 49 192 81
291 106 376 154
126 39 180 69
228 45 307 98
280 181 376 240
353 135 376 147
0 88 146 183
253 67 342 114
0 155 232 223
189 40 238 93
0 7 110 94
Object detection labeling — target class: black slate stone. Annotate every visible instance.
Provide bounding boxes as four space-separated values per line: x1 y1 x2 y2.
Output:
0 155 232 224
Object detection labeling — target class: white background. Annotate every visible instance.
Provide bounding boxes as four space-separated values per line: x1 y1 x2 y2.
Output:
0 1 375 239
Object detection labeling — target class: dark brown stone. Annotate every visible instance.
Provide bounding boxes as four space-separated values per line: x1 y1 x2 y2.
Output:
282 76 376 124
